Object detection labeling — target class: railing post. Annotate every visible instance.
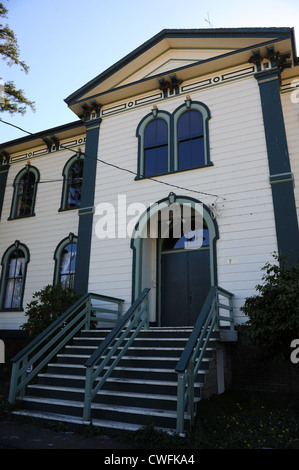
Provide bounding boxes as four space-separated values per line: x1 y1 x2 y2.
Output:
229 295 234 330
117 300 123 321
187 361 195 428
8 361 19 404
144 295 149 329
85 296 91 330
176 372 186 434
83 366 93 421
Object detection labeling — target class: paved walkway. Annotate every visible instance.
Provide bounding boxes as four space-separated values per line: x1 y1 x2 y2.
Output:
0 420 136 449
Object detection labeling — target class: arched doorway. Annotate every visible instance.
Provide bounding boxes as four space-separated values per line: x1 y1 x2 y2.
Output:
130 193 218 326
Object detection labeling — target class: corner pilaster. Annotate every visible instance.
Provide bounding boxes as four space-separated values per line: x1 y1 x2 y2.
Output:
255 67 299 264
74 116 101 294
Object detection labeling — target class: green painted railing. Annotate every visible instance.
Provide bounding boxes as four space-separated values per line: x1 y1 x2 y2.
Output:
175 286 234 434
8 292 124 405
83 288 150 421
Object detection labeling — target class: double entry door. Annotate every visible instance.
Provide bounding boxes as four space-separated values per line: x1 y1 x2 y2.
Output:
160 234 210 327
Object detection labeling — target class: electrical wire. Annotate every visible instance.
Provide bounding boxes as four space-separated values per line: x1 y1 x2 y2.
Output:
0 118 224 200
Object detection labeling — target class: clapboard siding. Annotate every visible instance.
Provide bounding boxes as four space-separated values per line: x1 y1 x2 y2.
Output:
0 146 83 329
89 74 277 323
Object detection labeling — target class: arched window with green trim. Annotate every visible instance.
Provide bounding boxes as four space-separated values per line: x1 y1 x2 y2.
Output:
136 100 212 178
136 110 171 178
59 154 84 211
9 165 40 219
173 100 212 172
53 233 77 289
0 241 30 310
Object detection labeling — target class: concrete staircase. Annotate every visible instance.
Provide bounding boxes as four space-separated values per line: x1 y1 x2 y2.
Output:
13 327 217 434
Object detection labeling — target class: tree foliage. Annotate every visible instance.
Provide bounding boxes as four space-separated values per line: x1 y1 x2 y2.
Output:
21 284 81 339
0 2 35 114
241 254 299 362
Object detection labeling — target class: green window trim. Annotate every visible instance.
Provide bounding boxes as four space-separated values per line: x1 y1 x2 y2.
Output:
53 233 78 289
136 109 171 179
136 99 212 180
173 101 212 171
58 153 84 212
0 240 30 311
8 164 40 220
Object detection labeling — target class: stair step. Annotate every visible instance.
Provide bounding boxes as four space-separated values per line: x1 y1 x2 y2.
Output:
27 384 189 410
15 325 219 433
18 396 182 428
12 410 173 434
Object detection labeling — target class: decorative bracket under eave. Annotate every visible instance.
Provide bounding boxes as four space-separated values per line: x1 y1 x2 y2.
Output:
0 150 10 166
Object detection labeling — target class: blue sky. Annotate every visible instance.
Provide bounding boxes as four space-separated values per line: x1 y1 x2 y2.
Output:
1 0 299 143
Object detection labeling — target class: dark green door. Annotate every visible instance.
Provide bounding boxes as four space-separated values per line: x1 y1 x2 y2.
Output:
160 225 210 327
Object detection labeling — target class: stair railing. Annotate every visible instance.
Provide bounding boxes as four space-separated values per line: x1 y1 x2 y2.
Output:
175 286 234 434
83 288 150 421
8 292 124 405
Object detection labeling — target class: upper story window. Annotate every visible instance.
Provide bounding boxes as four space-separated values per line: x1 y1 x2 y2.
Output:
9 165 40 219
136 100 212 179
177 110 204 171
53 233 77 290
0 241 30 310
144 118 168 177
136 110 171 179
59 154 84 211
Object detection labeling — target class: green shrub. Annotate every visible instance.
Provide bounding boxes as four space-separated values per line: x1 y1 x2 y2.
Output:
21 284 81 339
241 254 299 361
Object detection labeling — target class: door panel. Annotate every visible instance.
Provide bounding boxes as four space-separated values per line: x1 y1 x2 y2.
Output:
160 249 210 327
161 252 188 326
188 249 210 325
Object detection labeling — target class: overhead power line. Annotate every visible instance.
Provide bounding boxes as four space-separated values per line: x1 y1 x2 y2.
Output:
0 118 224 200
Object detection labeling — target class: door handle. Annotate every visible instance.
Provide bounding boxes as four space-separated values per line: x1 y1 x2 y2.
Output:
189 292 192 304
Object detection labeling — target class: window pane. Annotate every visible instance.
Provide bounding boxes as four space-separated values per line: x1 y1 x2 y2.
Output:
4 250 25 309
155 120 168 146
156 146 168 175
66 160 83 209
191 138 205 168
11 279 22 309
144 148 156 177
59 243 77 289
144 119 167 148
177 112 190 140
190 110 203 138
161 221 209 251
144 120 156 148
4 279 14 309
178 141 191 170
17 172 36 217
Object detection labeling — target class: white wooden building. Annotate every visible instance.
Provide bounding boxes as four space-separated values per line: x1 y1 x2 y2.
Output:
1 28 299 432
1 27 298 334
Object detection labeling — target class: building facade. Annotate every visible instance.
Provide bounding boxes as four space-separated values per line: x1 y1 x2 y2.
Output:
0 28 298 339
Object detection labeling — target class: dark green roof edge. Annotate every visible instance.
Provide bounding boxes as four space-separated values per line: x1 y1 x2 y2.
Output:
64 27 295 105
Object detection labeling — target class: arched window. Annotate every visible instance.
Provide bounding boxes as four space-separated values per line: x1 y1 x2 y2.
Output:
9 165 40 219
177 110 204 170
60 155 84 211
136 100 212 178
136 110 171 179
0 241 30 310
53 234 77 289
173 101 211 172
144 119 168 177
